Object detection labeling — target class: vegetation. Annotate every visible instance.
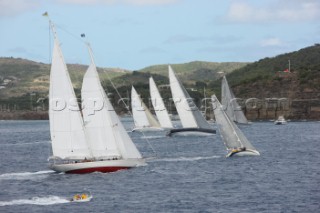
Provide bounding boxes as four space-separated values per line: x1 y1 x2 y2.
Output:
1 44 320 119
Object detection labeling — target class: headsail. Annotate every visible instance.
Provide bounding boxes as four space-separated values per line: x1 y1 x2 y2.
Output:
131 86 161 129
49 22 91 160
221 76 248 124
149 77 173 128
168 65 211 129
212 95 259 156
82 44 142 159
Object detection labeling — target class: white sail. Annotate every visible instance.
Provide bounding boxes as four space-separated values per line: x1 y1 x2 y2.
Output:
149 77 173 128
221 76 248 124
49 22 91 160
212 95 259 156
131 86 160 129
168 65 211 129
82 45 142 160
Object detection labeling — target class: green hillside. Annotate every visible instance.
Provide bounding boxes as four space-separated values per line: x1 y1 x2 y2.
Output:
1 43 319 120
208 44 320 120
0 57 129 112
210 44 320 97
139 61 248 84
0 57 128 98
106 61 248 111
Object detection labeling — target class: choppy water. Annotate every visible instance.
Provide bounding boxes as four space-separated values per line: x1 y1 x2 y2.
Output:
0 119 319 213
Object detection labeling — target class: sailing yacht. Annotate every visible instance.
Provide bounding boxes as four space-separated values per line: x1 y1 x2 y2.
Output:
131 86 162 132
221 76 249 124
212 95 260 157
48 21 144 173
167 65 216 136
149 77 173 129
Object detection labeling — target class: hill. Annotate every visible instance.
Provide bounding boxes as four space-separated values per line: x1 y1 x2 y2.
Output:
1 43 320 120
105 61 248 114
0 57 128 97
0 59 247 117
210 44 320 120
139 61 248 84
0 57 129 113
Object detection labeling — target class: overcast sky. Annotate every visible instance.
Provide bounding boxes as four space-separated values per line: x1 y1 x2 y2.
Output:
1 0 319 70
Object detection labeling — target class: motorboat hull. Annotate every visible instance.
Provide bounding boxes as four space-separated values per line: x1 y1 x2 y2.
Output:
50 159 145 174
167 128 216 136
70 195 93 202
274 121 287 125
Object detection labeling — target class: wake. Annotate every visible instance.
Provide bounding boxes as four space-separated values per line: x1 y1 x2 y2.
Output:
1 141 50 146
0 196 70 206
0 170 55 180
140 135 165 139
148 155 220 163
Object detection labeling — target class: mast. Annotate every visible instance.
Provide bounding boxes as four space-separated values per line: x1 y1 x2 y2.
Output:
82 43 121 159
288 59 291 72
48 18 91 159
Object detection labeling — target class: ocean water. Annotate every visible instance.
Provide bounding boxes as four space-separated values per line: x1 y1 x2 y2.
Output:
0 119 319 213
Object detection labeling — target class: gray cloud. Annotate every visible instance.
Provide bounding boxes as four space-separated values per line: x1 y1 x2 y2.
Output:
8 47 29 54
57 0 179 6
140 47 166 54
0 0 40 18
164 35 202 44
224 0 320 23
164 34 242 45
260 37 284 47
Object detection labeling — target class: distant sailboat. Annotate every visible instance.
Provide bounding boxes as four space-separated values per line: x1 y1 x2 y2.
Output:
221 76 249 124
149 77 173 129
131 86 162 132
48 21 144 173
167 65 216 136
211 95 260 157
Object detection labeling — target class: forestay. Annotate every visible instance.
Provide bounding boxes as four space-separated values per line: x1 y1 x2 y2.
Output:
82 45 142 159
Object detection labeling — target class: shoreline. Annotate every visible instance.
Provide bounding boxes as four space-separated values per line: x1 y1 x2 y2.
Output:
0 111 319 121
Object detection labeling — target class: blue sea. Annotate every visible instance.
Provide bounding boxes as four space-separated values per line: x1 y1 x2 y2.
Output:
0 119 319 213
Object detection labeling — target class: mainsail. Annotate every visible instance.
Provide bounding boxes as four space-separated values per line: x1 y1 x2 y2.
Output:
169 65 211 129
212 95 259 156
149 77 173 128
81 44 142 160
49 21 91 160
221 76 248 124
131 86 161 129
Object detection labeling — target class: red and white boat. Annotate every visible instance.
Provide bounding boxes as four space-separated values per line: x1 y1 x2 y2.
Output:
50 158 145 174
47 19 144 174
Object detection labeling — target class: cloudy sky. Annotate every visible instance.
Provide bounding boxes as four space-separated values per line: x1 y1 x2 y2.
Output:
1 0 319 70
